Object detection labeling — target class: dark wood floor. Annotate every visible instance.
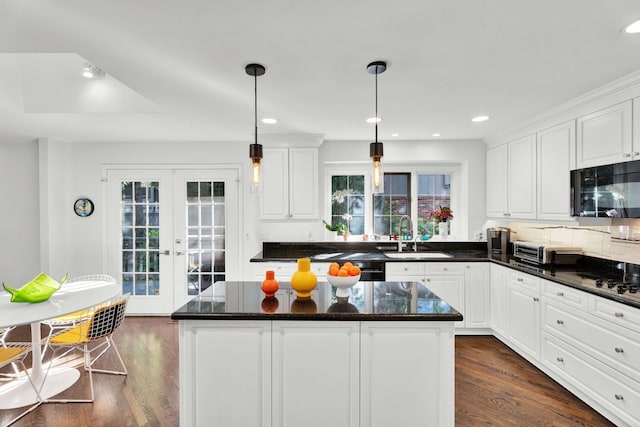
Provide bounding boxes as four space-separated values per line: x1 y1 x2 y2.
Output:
1 318 615 426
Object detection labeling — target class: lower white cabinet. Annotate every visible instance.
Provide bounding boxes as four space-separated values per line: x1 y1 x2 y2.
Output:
506 270 541 360
385 262 490 332
179 319 455 427
490 264 508 335
272 321 360 427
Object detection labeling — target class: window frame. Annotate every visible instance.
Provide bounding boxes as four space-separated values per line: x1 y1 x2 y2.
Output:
325 162 462 238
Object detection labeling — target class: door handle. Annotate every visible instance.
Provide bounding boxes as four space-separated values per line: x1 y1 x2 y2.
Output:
160 250 171 255
175 251 184 256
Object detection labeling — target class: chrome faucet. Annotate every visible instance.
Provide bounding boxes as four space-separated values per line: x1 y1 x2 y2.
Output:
398 215 413 252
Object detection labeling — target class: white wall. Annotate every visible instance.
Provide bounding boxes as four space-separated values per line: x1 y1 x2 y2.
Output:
0 139 40 285
3 136 486 283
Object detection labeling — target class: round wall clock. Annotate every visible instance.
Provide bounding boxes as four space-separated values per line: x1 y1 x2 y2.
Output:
74 198 95 217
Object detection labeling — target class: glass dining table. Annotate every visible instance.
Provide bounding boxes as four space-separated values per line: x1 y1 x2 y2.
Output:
0 278 120 409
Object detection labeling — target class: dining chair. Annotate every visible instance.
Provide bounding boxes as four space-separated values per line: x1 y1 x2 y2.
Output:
46 293 129 403
0 332 42 425
41 274 117 361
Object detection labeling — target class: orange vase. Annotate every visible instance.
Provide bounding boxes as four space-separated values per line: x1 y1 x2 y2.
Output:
290 258 317 298
261 270 279 297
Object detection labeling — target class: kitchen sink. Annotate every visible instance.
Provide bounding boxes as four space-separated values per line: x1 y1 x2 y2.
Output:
384 252 453 259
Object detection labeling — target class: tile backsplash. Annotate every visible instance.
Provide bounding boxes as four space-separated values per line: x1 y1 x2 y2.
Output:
508 221 640 264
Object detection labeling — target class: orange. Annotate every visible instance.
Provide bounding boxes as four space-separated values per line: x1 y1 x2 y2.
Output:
337 268 349 277
342 262 353 269
348 266 361 276
329 262 339 270
328 265 340 276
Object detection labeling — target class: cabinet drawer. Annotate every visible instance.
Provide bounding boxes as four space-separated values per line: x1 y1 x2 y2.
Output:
542 333 640 425
385 262 425 276
508 270 540 293
426 263 463 275
542 280 588 310
593 298 640 334
543 301 640 381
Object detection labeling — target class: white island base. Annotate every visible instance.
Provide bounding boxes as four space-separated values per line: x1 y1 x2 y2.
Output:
179 319 455 427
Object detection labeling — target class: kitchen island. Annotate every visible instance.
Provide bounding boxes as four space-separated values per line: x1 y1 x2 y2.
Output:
171 280 462 427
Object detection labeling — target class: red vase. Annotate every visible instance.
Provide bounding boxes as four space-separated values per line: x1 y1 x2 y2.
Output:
261 270 279 297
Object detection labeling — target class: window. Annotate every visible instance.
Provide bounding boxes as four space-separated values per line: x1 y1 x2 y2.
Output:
331 175 365 235
417 174 451 235
373 173 410 236
327 166 456 238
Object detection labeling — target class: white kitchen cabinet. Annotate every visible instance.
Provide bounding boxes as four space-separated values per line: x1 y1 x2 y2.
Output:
486 134 536 219
537 121 576 220
272 321 360 427
260 147 318 220
490 264 509 336
360 322 455 427
252 261 329 282
386 261 488 331
576 100 633 168
463 263 491 329
506 270 541 360
179 320 272 427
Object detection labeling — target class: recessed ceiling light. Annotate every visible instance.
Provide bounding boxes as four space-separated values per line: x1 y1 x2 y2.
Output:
366 117 381 123
82 63 104 79
261 118 277 124
472 115 490 122
432 133 441 137
624 19 640 33
391 133 399 137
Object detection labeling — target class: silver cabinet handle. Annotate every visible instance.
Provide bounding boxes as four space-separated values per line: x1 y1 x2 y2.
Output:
175 251 184 256
615 394 624 401
556 357 564 362
443 267 448 271
556 320 564 325
160 250 171 255
533 297 540 302
557 292 564 296
615 347 624 353
634 152 640 156
623 153 632 158
517 277 524 282
615 312 624 318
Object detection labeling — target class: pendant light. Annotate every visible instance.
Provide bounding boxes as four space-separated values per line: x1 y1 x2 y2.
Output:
367 61 386 193
246 63 266 187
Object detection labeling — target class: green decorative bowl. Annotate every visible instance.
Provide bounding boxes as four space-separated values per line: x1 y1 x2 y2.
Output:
3 272 68 303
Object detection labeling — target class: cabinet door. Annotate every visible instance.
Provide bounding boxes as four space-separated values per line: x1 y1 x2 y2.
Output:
361 322 455 427
272 321 360 427
289 147 318 219
260 148 289 219
507 134 537 219
537 121 576 220
490 264 509 335
180 320 271 427
507 284 541 360
576 100 633 168
463 263 491 329
486 144 508 217
425 276 464 328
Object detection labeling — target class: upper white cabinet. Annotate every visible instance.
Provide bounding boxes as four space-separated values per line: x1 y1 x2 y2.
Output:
260 147 319 220
576 100 633 168
486 134 536 219
537 121 576 221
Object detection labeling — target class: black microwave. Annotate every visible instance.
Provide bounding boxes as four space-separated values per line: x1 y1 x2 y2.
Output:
571 159 640 218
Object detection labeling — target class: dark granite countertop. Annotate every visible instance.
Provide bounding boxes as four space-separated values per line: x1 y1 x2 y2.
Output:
251 241 489 263
171 280 463 322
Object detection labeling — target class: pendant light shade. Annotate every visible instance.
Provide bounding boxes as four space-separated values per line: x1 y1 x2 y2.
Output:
367 61 386 193
246 63 266 187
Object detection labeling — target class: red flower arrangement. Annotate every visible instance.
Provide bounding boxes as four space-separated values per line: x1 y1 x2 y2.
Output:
429 206 453 222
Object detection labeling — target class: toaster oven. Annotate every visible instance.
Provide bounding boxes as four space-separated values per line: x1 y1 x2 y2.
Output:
512 241 582 265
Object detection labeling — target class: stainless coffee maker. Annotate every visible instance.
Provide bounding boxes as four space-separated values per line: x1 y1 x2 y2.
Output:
487 227 511 254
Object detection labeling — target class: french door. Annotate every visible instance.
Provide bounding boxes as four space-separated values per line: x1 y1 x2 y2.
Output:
106 168 239 314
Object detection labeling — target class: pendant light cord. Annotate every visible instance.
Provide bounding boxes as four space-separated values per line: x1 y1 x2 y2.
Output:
254 72 258 144
374 68 378 143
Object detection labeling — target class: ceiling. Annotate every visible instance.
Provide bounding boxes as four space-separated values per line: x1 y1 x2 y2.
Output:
1 0 640 144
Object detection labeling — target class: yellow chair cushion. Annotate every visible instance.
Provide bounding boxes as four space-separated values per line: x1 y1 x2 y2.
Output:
0 347 25 365
50 323 90 345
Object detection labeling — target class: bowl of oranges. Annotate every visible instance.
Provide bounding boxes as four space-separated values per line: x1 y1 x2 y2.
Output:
326 262 361 297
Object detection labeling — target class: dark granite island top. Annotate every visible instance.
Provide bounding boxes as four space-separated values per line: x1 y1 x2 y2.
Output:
171 280 463 322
